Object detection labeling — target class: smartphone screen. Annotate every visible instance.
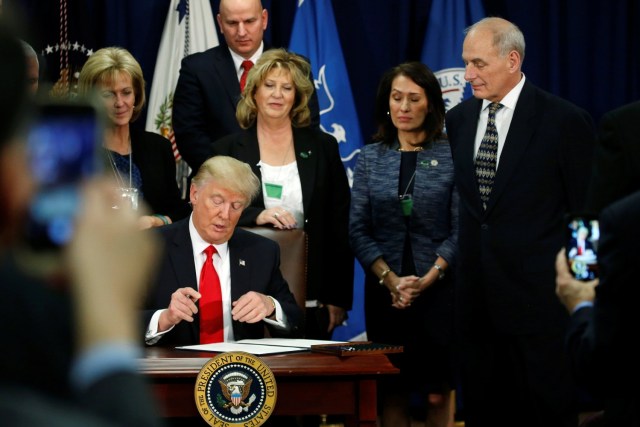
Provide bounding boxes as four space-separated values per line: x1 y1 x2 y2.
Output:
565 214 599 281
24 101 103 251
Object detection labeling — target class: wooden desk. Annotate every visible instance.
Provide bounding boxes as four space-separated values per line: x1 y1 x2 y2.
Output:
141 347 399 427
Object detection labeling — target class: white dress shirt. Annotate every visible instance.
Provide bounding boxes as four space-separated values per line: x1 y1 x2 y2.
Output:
145 214 286 344
473 74 527 168
229 42 264 82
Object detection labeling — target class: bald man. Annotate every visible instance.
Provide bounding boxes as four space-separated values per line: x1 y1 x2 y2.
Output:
172 0 319 175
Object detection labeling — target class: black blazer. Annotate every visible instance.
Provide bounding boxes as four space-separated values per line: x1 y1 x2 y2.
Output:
211 126 354 309
173 45 321 173
143 218 304 346
0 377 162 427
0 253 73 397
586 100 640 212
446 79 596 335
566 190 640 426
129 128 191 222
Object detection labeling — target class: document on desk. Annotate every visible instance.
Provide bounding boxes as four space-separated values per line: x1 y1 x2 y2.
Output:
176 338 348 355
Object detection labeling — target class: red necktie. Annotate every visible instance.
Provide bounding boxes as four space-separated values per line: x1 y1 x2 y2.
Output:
239 60 254 93
199 245 223 343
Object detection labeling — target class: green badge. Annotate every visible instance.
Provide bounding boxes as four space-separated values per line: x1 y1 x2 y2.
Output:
400 196 413 216
264 183 283 199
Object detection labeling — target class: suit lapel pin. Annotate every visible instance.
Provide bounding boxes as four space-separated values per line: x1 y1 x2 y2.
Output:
299 150 312 159
239 259 246 266
419 159 438 167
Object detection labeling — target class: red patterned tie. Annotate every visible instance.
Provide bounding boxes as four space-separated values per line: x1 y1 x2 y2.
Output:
239 60 254 93
199 245 223 343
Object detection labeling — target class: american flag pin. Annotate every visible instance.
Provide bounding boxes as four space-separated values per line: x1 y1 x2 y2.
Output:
239 259 246 266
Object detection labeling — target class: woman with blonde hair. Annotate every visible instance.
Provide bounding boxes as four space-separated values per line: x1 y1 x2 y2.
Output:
78 47 190 228
211 48 354 340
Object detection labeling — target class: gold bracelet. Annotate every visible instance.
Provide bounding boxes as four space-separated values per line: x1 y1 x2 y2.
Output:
379 268 391 286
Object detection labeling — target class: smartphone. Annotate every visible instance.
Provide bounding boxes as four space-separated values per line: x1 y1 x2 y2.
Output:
24 99 103 251
565 213 599 281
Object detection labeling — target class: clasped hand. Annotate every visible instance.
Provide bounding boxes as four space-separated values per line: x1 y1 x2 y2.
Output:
391 275 421 309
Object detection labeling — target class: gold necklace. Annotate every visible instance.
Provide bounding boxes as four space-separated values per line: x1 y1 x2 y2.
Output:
397 146 424 152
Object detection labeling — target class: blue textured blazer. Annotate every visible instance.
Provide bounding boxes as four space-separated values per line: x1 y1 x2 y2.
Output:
349 138 459 275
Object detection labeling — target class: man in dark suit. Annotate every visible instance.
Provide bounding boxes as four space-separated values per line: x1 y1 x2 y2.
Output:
144 155 303 346
586 100 640 212
0 22 162 426
172 0 320 174
556 190 640 426
445 17 595 427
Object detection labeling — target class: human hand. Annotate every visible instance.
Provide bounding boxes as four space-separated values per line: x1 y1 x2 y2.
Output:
158 287 201 332
256 207 297 230
138 214 170 230
65 178 162 350
391 275 420 309
231 291 275 323
326 304 347 332
555 249 598 313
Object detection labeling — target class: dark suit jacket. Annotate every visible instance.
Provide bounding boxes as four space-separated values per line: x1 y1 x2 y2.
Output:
143 218 304 346
173 45 321 173
210 126 354 309
0 377 162 427
129 128 191 222
0 252 73 397
586 100 640 212
0 253 163 427
566 190 640 426
446 79 596 335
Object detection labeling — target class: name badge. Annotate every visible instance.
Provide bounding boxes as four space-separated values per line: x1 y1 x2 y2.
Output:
399 194 413 217
264 182 283 199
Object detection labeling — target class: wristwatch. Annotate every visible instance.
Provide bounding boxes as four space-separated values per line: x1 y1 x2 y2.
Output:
432 263 445 280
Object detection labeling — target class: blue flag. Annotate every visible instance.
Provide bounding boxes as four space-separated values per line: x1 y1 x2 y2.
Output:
289 0 366 341
421 0 485 111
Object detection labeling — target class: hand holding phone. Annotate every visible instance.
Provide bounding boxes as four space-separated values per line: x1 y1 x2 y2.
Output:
565 213 599 281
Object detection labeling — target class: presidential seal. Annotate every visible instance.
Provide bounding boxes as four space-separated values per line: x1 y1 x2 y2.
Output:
194 352 277 427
